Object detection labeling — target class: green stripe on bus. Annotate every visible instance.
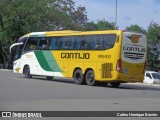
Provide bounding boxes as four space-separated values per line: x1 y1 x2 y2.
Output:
34 51 52 71
34 51 63 72
42 51 63 72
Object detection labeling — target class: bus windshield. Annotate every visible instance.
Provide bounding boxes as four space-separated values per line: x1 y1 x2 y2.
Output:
11 37 28 61
13 45 23 60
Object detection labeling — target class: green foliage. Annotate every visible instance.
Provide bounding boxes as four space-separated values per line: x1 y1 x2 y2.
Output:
147 22 160 44
84 19 115 31
125 24 146 33
0 0 87 68
84 21 97 30
96 19 115 30
147 22 160 70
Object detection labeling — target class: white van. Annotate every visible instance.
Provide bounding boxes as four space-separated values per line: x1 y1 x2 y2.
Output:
143 71 160 84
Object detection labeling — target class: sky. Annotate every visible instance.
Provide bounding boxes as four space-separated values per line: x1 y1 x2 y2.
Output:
75 0 160 30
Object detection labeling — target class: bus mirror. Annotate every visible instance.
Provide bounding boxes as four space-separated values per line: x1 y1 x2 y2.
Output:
10 42 23 52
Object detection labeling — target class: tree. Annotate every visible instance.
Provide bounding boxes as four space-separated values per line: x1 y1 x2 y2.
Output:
84 21 97 30
147 22 160 70
125 24 146 33
96 19 115 30
0 0 87 68
84 19 116 31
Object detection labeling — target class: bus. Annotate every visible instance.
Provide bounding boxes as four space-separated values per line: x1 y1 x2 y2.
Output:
10 30 147 87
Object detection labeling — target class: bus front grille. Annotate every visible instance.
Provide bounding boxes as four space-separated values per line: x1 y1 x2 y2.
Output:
101 63 113 78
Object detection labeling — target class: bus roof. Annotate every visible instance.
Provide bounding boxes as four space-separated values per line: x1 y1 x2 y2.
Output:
19 30 123 41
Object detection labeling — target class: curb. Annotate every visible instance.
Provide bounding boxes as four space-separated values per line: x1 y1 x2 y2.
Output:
126 83 160 87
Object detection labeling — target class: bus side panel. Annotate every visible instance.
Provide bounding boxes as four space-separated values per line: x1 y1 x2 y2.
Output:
99 31 122 82
13 51 45 76
35 51 64 77
119 61 145 82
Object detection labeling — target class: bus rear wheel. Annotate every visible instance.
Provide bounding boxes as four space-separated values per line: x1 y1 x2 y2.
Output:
85 70 96 86
110 82 121 87
23 65 32 78
74 69 84 85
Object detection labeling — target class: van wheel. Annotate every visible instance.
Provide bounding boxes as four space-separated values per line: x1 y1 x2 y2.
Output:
85 70 96 86
74 69 84 85
153 81 156 84
23 65 32 78
110 82 121 87
46 76 53 80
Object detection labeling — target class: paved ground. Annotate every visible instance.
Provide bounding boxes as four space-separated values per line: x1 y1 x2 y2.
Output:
0 70 160 120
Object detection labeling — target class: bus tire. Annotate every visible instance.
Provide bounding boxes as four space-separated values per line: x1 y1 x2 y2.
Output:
23 65 32 78
74 69 84 85
46 76 53 80
85 70 96 86
110 82 121 87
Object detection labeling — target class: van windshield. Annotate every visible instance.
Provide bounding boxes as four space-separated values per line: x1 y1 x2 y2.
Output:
152 73 160 79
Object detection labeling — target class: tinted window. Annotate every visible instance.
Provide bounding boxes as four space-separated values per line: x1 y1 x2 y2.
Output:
152 73 160 79
102 34 116 49
146 73 152 79
24 37 38 52
13 37 28 60
46 34 116 50
62 36 74 50
51 37 62 50
38 37 51 50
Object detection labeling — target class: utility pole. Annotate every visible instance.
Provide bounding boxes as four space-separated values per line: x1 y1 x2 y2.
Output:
115 0 117 30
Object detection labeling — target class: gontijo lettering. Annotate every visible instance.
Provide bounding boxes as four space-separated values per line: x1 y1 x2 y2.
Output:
123 46 146 53
61 53 90 59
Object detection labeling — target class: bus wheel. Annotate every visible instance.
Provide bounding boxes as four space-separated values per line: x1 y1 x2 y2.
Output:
23 65 32 78
74 69 84 85
110 82 121 87
46 76 53 80
85 70 96 86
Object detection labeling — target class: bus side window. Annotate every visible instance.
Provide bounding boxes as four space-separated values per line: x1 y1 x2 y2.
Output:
51 37 58 50
95 35 102 50
86 37 92 50
64 37 74 50
69 37 74 50
92 35 98 50
58 37 63 50
24 37 38 52
103 34 116 49
73 36 81 50
38 37 51 50
63 37 72 50
80 36 87 49
38 38 47 50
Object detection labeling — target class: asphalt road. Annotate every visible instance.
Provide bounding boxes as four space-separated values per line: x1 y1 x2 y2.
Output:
0 70 160 119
